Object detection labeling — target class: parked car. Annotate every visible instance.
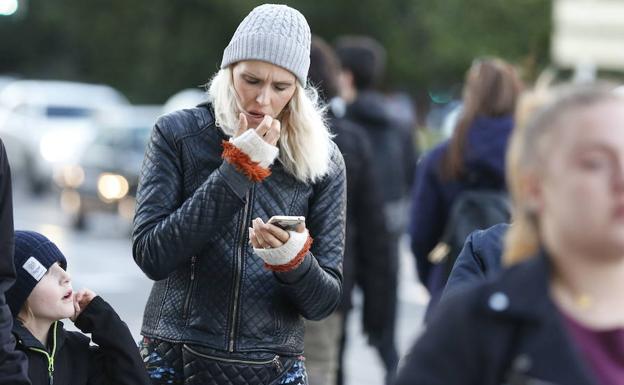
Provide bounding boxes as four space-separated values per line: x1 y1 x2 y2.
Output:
162 88 206 114
58 105 161 230
0 80 129 194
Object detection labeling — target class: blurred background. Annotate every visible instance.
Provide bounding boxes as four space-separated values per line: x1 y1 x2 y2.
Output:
1 0 624 384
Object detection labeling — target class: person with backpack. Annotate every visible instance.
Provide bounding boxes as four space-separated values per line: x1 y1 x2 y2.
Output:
409 57 523 313
396 83 624 385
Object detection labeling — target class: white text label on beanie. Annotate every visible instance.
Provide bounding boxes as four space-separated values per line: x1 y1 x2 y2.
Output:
23 256 46 281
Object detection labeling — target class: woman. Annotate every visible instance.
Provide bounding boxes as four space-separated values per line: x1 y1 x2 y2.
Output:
396 84 624 385
132 4 346 385
409 58 523 303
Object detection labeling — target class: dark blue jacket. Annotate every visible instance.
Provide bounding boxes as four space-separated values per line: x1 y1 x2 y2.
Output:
442 223 508 300
0 139 29 384
395 254 599 385
409 116 513 289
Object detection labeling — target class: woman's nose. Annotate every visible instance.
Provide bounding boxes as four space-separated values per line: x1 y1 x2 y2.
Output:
256 86 271 106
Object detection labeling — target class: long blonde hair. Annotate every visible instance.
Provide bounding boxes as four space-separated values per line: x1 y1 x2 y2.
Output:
207 67 333 184
504 83 623 265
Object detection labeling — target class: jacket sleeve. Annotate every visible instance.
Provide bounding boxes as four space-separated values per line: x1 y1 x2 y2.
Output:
394 291 482 385
409 148 447 288
442 224 507 303
132 113 254 280
0 140 30 385
77 296 150 385
274 144 346 320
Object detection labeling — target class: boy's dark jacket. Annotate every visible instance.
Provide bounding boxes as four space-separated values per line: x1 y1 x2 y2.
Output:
13 296 150 385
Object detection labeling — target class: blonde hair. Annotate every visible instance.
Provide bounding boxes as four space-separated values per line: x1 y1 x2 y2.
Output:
207 67 333 184
504 83 623 265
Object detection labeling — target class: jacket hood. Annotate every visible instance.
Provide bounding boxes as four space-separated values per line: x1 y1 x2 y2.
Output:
462 115 514 182
347 90 392 128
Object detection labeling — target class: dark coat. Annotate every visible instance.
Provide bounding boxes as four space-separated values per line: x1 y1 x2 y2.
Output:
330 115 392 340
442 222 508 300
346 90 416 235
133 104 346 356
13 296 150 385
409 116 513 289
0 138 29 384
395 254 599 385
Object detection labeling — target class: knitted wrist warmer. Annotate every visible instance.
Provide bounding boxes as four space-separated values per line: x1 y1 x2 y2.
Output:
254 230 313 272
221 129 279 182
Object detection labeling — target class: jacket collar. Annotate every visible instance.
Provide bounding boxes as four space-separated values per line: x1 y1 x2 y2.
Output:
13 320 66 354
479 250 556 321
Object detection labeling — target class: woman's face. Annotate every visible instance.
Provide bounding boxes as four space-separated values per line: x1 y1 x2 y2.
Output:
232 60 297 128
535 100 624 259
24 263 74 322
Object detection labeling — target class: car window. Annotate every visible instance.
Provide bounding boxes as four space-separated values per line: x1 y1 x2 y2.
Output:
46 106 93 118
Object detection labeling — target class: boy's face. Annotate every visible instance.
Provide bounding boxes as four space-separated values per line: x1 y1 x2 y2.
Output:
27 263 75 322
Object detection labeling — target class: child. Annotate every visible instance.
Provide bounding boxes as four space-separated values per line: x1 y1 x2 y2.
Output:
6 230 150 385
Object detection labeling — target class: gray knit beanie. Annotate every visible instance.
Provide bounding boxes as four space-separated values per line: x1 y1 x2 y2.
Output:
221 4 311 86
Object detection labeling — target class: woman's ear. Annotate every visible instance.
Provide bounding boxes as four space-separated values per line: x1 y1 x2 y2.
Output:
521 171 544 215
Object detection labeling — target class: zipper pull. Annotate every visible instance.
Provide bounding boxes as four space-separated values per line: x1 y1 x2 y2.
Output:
272 355 283 372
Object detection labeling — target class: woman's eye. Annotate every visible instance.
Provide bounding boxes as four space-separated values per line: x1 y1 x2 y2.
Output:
579 156 608 170
244 77 259 85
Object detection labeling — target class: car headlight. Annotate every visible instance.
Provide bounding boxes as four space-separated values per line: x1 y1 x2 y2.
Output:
97 173 129 202
54 165 85 188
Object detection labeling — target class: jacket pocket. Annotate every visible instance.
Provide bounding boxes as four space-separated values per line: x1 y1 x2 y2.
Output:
182 255 197 320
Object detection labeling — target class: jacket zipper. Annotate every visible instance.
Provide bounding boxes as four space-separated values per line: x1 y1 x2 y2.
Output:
183 344 283 372
28 321 58 385
229 187 252 352
182 255 197 319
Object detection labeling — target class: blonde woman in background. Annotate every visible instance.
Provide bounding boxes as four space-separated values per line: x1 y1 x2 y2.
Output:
395 84 624 385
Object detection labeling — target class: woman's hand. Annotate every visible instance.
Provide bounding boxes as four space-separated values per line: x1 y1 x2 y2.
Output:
235 113 281 146
249 217 305 249
70 288 97 322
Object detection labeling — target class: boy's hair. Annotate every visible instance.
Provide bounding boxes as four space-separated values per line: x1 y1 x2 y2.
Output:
7 231 67 316
334 35 386 90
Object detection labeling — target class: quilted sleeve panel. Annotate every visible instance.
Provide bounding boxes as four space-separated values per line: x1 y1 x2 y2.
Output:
275 142 346 320
132 114 253 281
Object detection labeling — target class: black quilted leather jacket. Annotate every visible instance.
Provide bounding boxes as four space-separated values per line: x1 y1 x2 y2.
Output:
132 104 346 357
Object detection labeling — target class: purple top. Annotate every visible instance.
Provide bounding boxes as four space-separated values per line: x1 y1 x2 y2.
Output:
560 310 624 385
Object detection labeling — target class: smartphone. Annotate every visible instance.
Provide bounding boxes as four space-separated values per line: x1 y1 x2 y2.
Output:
267 215 305 231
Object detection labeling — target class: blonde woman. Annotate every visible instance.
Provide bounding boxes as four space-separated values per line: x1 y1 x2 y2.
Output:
396 84 624 385
132 4 346 385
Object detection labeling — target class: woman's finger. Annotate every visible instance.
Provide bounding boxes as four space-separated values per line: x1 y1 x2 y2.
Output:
255 115 273 138
249 227 260 248
258 226 287 248
236 113 248 138
252 218 270 247
264 119 281 145
264 223 290 243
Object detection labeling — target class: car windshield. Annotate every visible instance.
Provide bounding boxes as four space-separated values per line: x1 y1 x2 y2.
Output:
94 126 151 152
46 106 93 118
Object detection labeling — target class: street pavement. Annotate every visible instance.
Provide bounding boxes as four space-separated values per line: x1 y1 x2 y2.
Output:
12 180 428 385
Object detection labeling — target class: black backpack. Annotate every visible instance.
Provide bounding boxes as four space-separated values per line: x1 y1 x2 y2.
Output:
428 190 511 279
